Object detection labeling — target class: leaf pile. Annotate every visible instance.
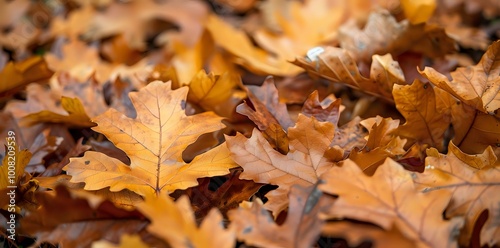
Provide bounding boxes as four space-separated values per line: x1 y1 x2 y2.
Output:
1 0 499 247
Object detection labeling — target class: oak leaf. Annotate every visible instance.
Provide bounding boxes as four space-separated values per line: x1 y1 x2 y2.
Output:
320 158 464 248
338 9 456 62
293 48 405 101
64 81 238 196
21 96 94 127
187 70 238 112
419 40 500 116
413 142 500 246
392 79 451 151
226 114 341 216
137 194 235 248
228 184 331 248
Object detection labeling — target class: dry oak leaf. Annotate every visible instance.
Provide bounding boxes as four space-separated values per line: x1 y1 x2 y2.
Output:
21 185 148 248
237 76 293 154
338 9 456 63
187 70 237 112
320 158 464 248
64 81 238 196
228 184 331 248
293 48 405 101
137 194 235 248
413 142 500 247
419 40 500 116
349 116 407 175
392 79 452 151
225 114 341 216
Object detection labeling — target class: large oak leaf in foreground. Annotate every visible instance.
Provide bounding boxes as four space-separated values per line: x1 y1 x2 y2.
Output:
320 158 463 248
413 142 500 247
225 114 341 216
64 81 237 196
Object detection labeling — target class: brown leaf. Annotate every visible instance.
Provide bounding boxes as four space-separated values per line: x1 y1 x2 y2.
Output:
320 158 464 248
419 40 500 116
20 185 148 248
293 47 404 101
338 9 456 62
229 184 331 248
64 81 237 196
301 90 342 125
20 96 94 127
392 80 451 151
226 114 339 216
413 142 500 246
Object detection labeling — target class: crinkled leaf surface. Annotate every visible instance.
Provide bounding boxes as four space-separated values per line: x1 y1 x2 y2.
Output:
419 40 500 116
413 142 500 246
392 80 451 151
226 114 340 216
320 158 463 248
64 81 237 196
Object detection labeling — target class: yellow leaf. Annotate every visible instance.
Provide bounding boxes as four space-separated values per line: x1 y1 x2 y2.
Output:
205 14 302 76
401 0 436 24
0 56 53 97
20 97 95 128
188 70 237 110
64 81 238 196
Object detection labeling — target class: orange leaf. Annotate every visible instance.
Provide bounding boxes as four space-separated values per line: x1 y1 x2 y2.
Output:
138 194 235 248
392 80 451 151
320 158 464 247
64 81 238 196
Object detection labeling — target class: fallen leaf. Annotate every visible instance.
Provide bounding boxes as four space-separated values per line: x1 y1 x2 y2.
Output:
226 114 340 216
320 158 464 248
188 70 238 112
301 90 343 125
64 81 238 196
137 194 235 248
20 185 148 248
20 96 94 127
293 48 405 101
338 9 456 62
419 40 500 116
205 14 302 76
392 80 451 151
0 56 53 97
413 142 500 246
228 184 331 248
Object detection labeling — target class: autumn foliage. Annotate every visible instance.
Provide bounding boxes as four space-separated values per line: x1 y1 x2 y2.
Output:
1 0 500 247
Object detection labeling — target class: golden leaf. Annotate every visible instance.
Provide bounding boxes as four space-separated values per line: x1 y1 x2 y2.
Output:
64 81 238 196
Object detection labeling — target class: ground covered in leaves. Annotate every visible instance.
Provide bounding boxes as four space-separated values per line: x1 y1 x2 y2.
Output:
1 0 500 247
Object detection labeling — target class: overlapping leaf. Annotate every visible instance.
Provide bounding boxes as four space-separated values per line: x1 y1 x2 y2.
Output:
226 114 341 216
413 142 500 246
